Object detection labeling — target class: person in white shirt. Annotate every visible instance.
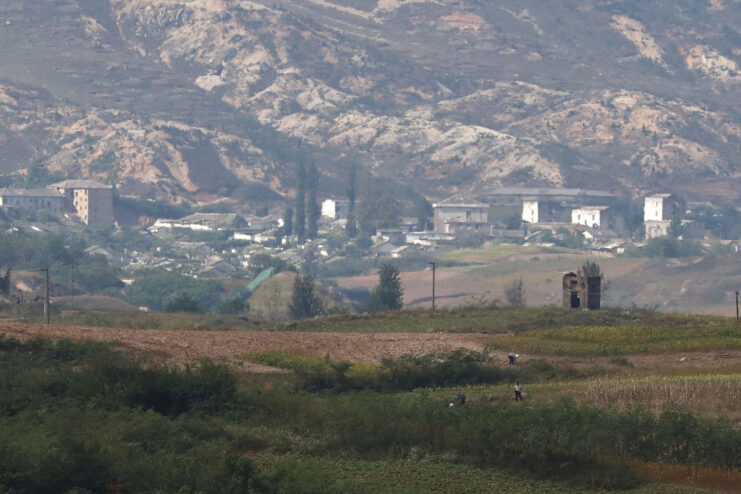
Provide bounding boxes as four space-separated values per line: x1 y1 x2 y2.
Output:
514 381 523 401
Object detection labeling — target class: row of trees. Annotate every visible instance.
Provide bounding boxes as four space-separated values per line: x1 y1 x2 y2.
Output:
285 160 321 244
289 262 404 319
278 160 433 248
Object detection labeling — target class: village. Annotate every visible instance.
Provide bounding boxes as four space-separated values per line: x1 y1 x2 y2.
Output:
0 180 736 288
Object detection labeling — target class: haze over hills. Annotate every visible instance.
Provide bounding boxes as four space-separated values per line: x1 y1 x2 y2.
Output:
1 0 740 207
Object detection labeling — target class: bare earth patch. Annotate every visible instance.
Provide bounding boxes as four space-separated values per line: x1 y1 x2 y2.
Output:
2 322 740 373
0 322 491 369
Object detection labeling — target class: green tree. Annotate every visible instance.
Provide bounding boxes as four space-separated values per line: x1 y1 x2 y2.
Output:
217 297 249 315
356 183 400 236
579 261 602 278
231 215 247 229
413 196 432 231
0 268 10 295
306 163 320 239
365 263 404 312
346 164 358 238
127 272 223 312
294 162 306 243
282 207 294 237
289 274 324 319
165 295 203 313
25 161 49 187
668 218 683 239
74 255 124 293
505 213 522 230
504 277 526 307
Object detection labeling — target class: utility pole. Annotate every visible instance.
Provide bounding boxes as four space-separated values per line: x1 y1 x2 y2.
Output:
736 291 739 323
40 266 50 325
429 262 436 312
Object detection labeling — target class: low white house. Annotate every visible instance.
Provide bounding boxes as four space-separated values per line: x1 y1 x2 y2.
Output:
571 206 609 229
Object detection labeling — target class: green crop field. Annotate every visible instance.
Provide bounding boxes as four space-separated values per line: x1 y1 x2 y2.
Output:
2 306 740 493
488 322 741 356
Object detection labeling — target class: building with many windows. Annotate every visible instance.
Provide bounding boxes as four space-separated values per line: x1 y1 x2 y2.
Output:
49 180 114 225
0 188 66 215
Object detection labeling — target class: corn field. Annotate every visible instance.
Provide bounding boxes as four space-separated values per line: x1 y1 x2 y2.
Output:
583 374 741 419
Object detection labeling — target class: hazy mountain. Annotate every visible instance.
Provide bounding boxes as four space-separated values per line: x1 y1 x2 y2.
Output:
1 0 740 206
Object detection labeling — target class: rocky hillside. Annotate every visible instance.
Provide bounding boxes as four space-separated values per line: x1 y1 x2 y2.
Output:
1 0 740 206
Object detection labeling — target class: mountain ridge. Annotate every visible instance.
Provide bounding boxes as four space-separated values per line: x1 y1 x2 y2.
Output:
1 0 740 206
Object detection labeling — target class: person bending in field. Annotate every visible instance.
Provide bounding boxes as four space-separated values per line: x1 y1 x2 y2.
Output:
514 381 523 401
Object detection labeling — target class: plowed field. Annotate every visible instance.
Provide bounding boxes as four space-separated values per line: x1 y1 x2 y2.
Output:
0 322 492 370
2 321 739 372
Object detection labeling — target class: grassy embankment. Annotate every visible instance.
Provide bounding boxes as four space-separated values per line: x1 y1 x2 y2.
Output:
48 305 723 332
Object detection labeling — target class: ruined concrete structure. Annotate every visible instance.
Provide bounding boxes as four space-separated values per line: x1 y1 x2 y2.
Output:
562 272 601 310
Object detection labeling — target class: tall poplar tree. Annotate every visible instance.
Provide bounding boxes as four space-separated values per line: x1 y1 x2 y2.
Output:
364 263 404 312
307 163 319 239
282 207 294 237
294 162 306 243
289 273 324 319
346 164 357 238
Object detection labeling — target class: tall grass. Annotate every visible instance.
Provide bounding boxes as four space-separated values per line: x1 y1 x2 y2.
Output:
583 374 741 419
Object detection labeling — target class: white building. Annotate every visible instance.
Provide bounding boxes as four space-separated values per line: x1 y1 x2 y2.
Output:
644 194 684 238
149 213 239 233
321 199 350 220
571 206 624 232
572 206 609 228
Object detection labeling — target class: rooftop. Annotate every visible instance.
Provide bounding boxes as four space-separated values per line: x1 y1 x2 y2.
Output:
0 188 64 198
481 188 616 198
49 179 113 190
433 194 488 208
179 213 238 224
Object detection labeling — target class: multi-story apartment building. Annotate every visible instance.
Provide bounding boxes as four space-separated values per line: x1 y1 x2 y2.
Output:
49 180 114 225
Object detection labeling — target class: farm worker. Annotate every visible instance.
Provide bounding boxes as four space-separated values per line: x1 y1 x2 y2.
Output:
514 381 523 401
508 352 517 364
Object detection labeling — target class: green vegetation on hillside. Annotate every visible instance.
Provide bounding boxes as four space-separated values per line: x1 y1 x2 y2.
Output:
126 271 223 312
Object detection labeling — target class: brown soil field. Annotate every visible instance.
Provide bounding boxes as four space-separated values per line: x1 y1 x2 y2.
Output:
2 322 740 374
0 322 491 370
